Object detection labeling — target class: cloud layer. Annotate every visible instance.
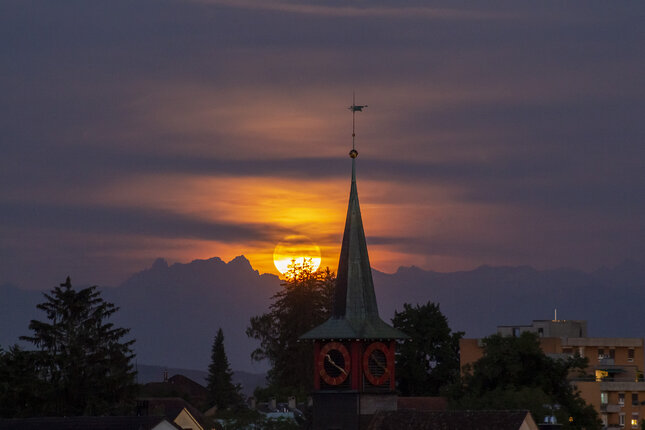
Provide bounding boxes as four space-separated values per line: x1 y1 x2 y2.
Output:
1 0 644 289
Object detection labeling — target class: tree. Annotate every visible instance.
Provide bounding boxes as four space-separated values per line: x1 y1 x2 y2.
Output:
448 332 601 430
246 260 335 397
392 302 463 396
0 345 46 417
19 277 137 416
207 328 243 409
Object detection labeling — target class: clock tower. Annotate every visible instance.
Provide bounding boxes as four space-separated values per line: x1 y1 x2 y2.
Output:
300 100 408 430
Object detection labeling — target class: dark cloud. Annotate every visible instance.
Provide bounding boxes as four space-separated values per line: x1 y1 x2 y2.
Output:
0 201 288 243
1 0 644 288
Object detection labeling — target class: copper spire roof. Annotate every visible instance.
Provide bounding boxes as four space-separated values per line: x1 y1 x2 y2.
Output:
300 151 408 340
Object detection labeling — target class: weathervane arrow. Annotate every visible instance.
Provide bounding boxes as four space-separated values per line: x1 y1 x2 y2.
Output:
349 92 367 151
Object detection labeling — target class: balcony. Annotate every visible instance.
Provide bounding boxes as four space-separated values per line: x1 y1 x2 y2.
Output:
599 380 645 392
601 403 621 413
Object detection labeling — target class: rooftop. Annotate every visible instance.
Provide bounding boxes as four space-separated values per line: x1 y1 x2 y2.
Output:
368 409 537 430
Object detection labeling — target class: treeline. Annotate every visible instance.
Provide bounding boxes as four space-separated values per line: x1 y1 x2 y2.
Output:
1 268 603 429
246 262 602 430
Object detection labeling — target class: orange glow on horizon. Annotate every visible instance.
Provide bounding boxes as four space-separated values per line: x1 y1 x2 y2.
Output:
88 166 503 279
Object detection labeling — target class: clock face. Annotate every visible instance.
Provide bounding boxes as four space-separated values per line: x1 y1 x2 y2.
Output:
318 342 351 386
363 342 390 386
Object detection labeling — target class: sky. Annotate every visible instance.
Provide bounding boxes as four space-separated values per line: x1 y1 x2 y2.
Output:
1 1 644 290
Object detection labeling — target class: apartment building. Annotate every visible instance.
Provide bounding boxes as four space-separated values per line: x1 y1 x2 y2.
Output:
460 320 645 429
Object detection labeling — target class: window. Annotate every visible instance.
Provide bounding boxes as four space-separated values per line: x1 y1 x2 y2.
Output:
601 392 608 405
563 347 573 355
598 348 605 359
513 327 520 337
619 413 625 427
632 413 639 428
619 393 625 405
610 349 616 359
629 349 635 362
538 327 544 337
633 393 639 406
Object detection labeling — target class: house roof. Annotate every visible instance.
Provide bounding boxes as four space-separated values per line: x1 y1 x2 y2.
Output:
0 416 182 430
397 397 448 411
300 153 408 341
167 375 209 399
140 374 210 410
367 409 538 430
137 397 206 428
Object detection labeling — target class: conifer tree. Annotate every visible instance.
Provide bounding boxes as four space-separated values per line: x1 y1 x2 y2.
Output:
207 328 243 409
0 345 45 417
19 277 137 416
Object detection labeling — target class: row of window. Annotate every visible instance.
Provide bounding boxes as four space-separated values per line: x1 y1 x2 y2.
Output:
597 348 635 361
616 412 639 428
605 412 640 428
561 347 635 362
601 392 640 406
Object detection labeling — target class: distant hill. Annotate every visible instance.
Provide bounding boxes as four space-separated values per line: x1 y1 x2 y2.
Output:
2 256 645 374
0 256 281 373
372 259 645 339
0 283 42 347
103 256 281 373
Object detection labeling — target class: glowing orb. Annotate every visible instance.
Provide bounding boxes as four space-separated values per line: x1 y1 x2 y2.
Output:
273 235 322 276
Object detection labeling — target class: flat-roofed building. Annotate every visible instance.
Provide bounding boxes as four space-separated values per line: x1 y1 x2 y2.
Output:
497 319 587 339
460 320 645 429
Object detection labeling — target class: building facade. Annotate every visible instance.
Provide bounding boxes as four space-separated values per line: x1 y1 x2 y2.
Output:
460 320 645 429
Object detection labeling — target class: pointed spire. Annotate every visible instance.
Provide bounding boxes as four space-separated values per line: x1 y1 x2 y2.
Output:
300 99 407 340
331 152 379 321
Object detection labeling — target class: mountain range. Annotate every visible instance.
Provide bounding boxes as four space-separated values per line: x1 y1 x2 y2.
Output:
2 256 645 376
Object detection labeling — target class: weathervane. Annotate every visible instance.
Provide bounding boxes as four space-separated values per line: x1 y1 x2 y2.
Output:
348 92 367 158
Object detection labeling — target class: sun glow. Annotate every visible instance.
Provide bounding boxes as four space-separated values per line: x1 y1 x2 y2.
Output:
273 235 322 277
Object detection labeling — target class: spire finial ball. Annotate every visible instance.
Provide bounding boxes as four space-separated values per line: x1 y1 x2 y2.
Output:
349 149 358 159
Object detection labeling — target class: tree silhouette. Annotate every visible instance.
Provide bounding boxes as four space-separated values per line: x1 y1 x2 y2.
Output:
392 302 463 396
0 345 44 417
448 332 601 429
206 328 243 409
19 277 136 416
247 261 335 397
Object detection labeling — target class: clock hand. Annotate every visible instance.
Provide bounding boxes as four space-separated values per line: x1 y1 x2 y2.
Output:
325 354 348 375
370 355 389 372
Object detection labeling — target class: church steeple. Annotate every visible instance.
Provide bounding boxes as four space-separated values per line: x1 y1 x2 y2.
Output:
332 149 380 321
303 100 407 428
300 101 407 341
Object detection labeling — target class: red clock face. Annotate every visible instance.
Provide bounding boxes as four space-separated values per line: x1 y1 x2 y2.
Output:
363 342 390 386
318 342 351 386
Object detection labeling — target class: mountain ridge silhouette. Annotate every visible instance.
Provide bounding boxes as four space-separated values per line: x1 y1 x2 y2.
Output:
2 256 644 373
